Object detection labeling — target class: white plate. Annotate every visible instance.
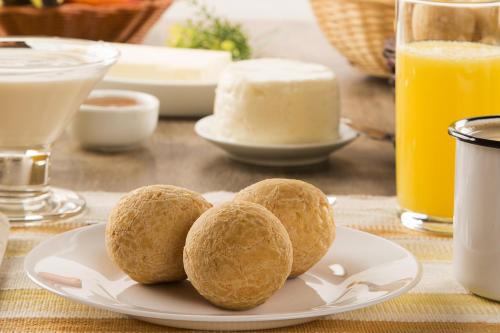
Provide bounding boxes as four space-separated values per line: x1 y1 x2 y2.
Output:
195 115 359 166
25 224 421 331
98 78 216 117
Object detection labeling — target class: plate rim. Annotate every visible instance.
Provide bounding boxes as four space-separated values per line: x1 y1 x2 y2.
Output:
104 76 218 88
194 115 359 150
25 224 422 323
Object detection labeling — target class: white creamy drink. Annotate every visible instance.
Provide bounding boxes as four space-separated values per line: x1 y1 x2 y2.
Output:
0 38 118 224
0 49 103 148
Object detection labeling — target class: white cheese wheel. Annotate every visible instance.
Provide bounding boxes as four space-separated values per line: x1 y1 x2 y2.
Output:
213 58 340 144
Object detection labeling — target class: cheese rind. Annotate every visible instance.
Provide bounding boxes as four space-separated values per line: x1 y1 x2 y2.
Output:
213 58 340 144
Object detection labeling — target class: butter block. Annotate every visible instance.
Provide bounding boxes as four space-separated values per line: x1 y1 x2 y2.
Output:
213 58 340 144
107 44 232 81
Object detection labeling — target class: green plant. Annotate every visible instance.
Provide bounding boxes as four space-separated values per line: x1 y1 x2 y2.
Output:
167 0 251 60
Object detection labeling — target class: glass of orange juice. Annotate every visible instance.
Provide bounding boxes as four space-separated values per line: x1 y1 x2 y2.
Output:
396 0 500 234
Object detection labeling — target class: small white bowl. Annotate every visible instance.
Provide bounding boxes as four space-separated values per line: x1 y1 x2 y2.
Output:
68 90 159 152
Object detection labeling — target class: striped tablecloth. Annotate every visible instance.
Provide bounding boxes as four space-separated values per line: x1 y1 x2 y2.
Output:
1 191 500 333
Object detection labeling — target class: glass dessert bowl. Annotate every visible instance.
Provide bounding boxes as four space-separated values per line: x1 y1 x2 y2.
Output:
0 37 119 225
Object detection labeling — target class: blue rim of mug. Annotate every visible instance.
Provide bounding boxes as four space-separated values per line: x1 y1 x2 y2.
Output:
448 115 500 149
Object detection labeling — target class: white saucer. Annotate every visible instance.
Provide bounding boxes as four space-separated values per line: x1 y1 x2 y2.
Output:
25 224 421 331
195 116 359 166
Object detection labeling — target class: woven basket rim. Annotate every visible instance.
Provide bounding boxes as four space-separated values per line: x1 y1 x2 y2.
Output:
0 0 173 43
0 0 171 14
309 0 394 77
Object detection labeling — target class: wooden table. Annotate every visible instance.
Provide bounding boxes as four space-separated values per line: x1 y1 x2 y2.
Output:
51 59 395 196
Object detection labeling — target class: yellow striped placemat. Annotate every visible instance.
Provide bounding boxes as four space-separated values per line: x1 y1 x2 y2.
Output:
1 191 499 333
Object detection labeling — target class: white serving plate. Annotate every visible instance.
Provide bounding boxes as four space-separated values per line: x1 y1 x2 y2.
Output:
98 77 216 117
25 224 421 331
195 115 359 166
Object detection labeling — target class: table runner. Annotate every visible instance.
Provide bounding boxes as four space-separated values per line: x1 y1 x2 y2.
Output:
1 191 500 333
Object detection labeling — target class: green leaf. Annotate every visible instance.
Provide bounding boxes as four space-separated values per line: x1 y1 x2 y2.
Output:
166 0 251 60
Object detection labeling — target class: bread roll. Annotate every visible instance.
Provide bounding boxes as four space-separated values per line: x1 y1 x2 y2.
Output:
106 185 211 284
412 5 476 42
183 201 293 310
235 179 335 277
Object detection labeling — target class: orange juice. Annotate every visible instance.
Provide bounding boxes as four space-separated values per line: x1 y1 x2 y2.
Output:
396 41 500 219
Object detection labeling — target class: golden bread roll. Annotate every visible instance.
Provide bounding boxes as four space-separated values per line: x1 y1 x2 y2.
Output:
473 7 499 44
106 185 211 284
235 178 335 277
412 4 476 42
183 201 293 310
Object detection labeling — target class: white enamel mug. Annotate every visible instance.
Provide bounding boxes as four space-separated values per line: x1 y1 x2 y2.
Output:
449 116 500 301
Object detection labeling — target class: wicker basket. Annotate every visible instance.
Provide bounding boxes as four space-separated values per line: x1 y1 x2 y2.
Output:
310 0 395 77
0 0 173 43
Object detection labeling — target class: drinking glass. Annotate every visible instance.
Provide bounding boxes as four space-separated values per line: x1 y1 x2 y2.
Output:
396 0 500 234
0 37 119 225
